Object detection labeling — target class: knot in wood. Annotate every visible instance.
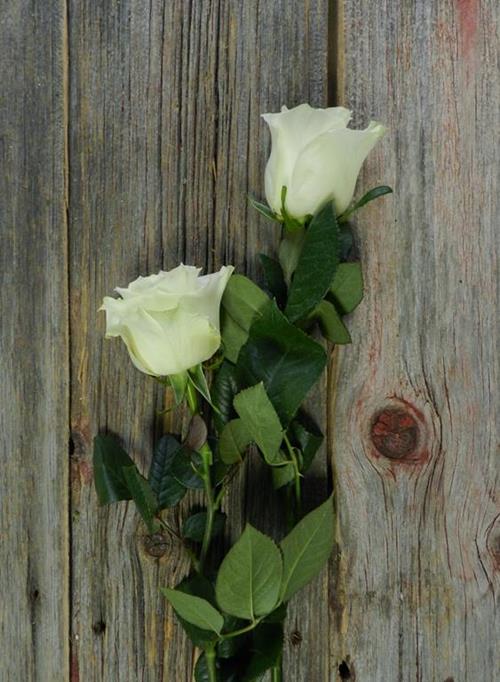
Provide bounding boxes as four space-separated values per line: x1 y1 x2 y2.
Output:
370 408 419 460
143 532 170 558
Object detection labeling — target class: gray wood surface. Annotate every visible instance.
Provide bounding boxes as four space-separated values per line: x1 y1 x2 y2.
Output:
0 1 69 680
2 0 498 680
330 1 499 680
68 2 329 680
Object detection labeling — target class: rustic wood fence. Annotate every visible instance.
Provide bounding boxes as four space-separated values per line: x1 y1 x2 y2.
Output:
1 1 498 680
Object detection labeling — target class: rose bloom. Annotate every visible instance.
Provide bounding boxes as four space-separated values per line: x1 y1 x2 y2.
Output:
100 264 233 377
262 103 386 221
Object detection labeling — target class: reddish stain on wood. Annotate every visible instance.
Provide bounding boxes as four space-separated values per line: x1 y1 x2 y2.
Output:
79 459 93 485
455 0 479 57
70 654 79 682
70 457 93 491
70 417 91 456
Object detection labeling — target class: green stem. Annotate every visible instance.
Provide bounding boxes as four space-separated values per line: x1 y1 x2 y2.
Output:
205 646 217 682
199 443 216 571
271 657 283 682
199 497 215 571
221 617 263 640
284 433 302 519
293 469 302 519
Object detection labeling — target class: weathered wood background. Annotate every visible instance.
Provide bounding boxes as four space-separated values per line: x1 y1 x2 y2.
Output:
1 1 498 680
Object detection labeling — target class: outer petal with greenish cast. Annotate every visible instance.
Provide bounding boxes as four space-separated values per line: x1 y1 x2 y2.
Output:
100 264 234 377
262 103 386 221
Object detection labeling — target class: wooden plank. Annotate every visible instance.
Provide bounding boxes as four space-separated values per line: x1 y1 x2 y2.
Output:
330 1 499 680
208 4 331 681
68 3 188 680
68 1 329 680
0 2 69 680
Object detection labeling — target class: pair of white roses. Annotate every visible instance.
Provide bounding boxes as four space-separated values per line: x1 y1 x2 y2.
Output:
102 104 385 376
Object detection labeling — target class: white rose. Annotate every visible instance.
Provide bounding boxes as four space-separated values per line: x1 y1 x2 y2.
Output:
262 103 386 221
100 264 234 377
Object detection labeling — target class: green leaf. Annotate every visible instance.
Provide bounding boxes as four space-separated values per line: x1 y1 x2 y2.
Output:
183 511 226 543
264 603 288 623
237 302 327 426
93 435 134 504
221 316 249 365
233 384 284 465
290 416 323 472
242 623 284 681
285 202 340 322
339 185 393 221
314 300 352 344
219 419 252 464
212 361 242 433
122 466 159 533
216 525 283 620
171 447 204 490
174 576 220 647
213 460 231 487
280 496 334 602
181 573 217 603
329 262 363 314
188 363 212 405
162 588 224 635
272 461 295 489
168 371 189 405
148 435 187 509
259 254 287 307
248 196 279 222
221 275 270 363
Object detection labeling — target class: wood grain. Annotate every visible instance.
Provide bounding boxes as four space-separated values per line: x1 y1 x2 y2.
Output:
330 1 499 680
4 1 497 679
0 1 69 680
68 1 329 680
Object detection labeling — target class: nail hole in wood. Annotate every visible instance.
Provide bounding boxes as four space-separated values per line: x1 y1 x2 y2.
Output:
92 620 106 635
339 660 352 679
